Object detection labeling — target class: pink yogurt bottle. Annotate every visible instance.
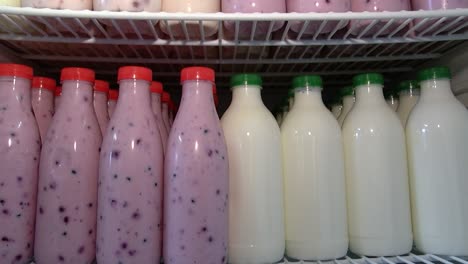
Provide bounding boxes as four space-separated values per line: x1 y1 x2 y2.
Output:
0 64 40 264
31 76 56 142
34 67 101 264
350 0 411 36
161 91 171 135
97 66 164 264
164 67 229 264
151 81 168 153
93 80 110 137
222 0 286 40
411 0 468 33
107 89 118 118
287 0 351 35
54 86 62 113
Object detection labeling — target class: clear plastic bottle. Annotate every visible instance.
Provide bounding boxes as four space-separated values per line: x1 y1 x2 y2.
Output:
342 73 413 256
151 81 168 153
107 89 118 118
222 0 285 40
97 66 164 264
287 0 351 35
34 67 101 264
337 86 355 127
164 67 229 264
396 80 420 127
350 0 411 36
406 67 468 256
31 76 56 142
0 64 40 264
221 74 285 264
93 80 110 136
282 75 348 260
160 0 220 38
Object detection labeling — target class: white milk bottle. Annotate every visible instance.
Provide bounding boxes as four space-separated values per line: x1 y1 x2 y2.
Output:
221 74 285 264
342 73 413 257
406 67 468 256
396 80 420 127
282 75 348 261
331 100 343 119
337 86 354 127
385 89 399 111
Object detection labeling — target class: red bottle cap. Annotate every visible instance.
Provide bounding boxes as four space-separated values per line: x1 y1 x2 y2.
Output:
162 92 170 103
55 86 62 97
180 66 215 83
118 66 152 82
0 63 33 80
61 67 95 83
94 80 110 93
108 89 119 101
151 81 163 94
32 77 56 92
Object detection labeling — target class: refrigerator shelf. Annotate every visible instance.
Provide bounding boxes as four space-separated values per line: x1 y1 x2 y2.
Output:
0 7 467 94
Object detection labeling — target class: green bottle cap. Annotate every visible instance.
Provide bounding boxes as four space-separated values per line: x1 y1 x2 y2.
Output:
340 86 354 97
292 75 323 90
353 73 384 87
230 74 262 88
398 80 420 92
418 67 451 82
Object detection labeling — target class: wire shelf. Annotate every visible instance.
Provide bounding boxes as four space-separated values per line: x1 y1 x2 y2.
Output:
0 7 468 96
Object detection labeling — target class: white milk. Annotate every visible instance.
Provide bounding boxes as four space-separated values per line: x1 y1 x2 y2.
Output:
221 76 285 264
342 74 413 257
386 94 399 111
331 103 343 119
338 95 355 127
397 81 420 127
281 76 348 261
160 0 220 38
406 67 468 256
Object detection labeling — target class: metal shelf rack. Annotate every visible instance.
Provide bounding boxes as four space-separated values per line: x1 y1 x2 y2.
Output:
0 7 467 103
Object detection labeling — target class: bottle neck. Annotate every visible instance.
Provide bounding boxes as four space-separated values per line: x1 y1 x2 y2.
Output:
231 85 264 107
0 77 32 109
61 80 94 109
93 91 108 108
420 79 456 101
180 80 215 114
355 84 386 106
118 79 151 109
293 87 325 109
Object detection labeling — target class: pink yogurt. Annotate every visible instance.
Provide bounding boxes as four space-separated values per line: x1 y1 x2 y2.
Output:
108 89 118 118
223 0 286 40
287 0 351 35
163 67 229 264
93 80 110 137
0 64 40 264
411 0 468 34
151 81 168 153
31 76 56 142
34 68 101 264
350 0 411 36
97 66 164 264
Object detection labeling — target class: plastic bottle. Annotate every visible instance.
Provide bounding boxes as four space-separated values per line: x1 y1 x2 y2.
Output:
342 73 413 256
164 67 229 264
107 89 118 118
221 74 285 264
0 63 40 264
337 86 355 127
150 81 168 153
406 67 468 256
97 66 164 264
161 92 171 135
93 80 110 136
54 86 62 112
31 76 56 142
282 75 348 260
396 80 420 126
34 67 101 264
